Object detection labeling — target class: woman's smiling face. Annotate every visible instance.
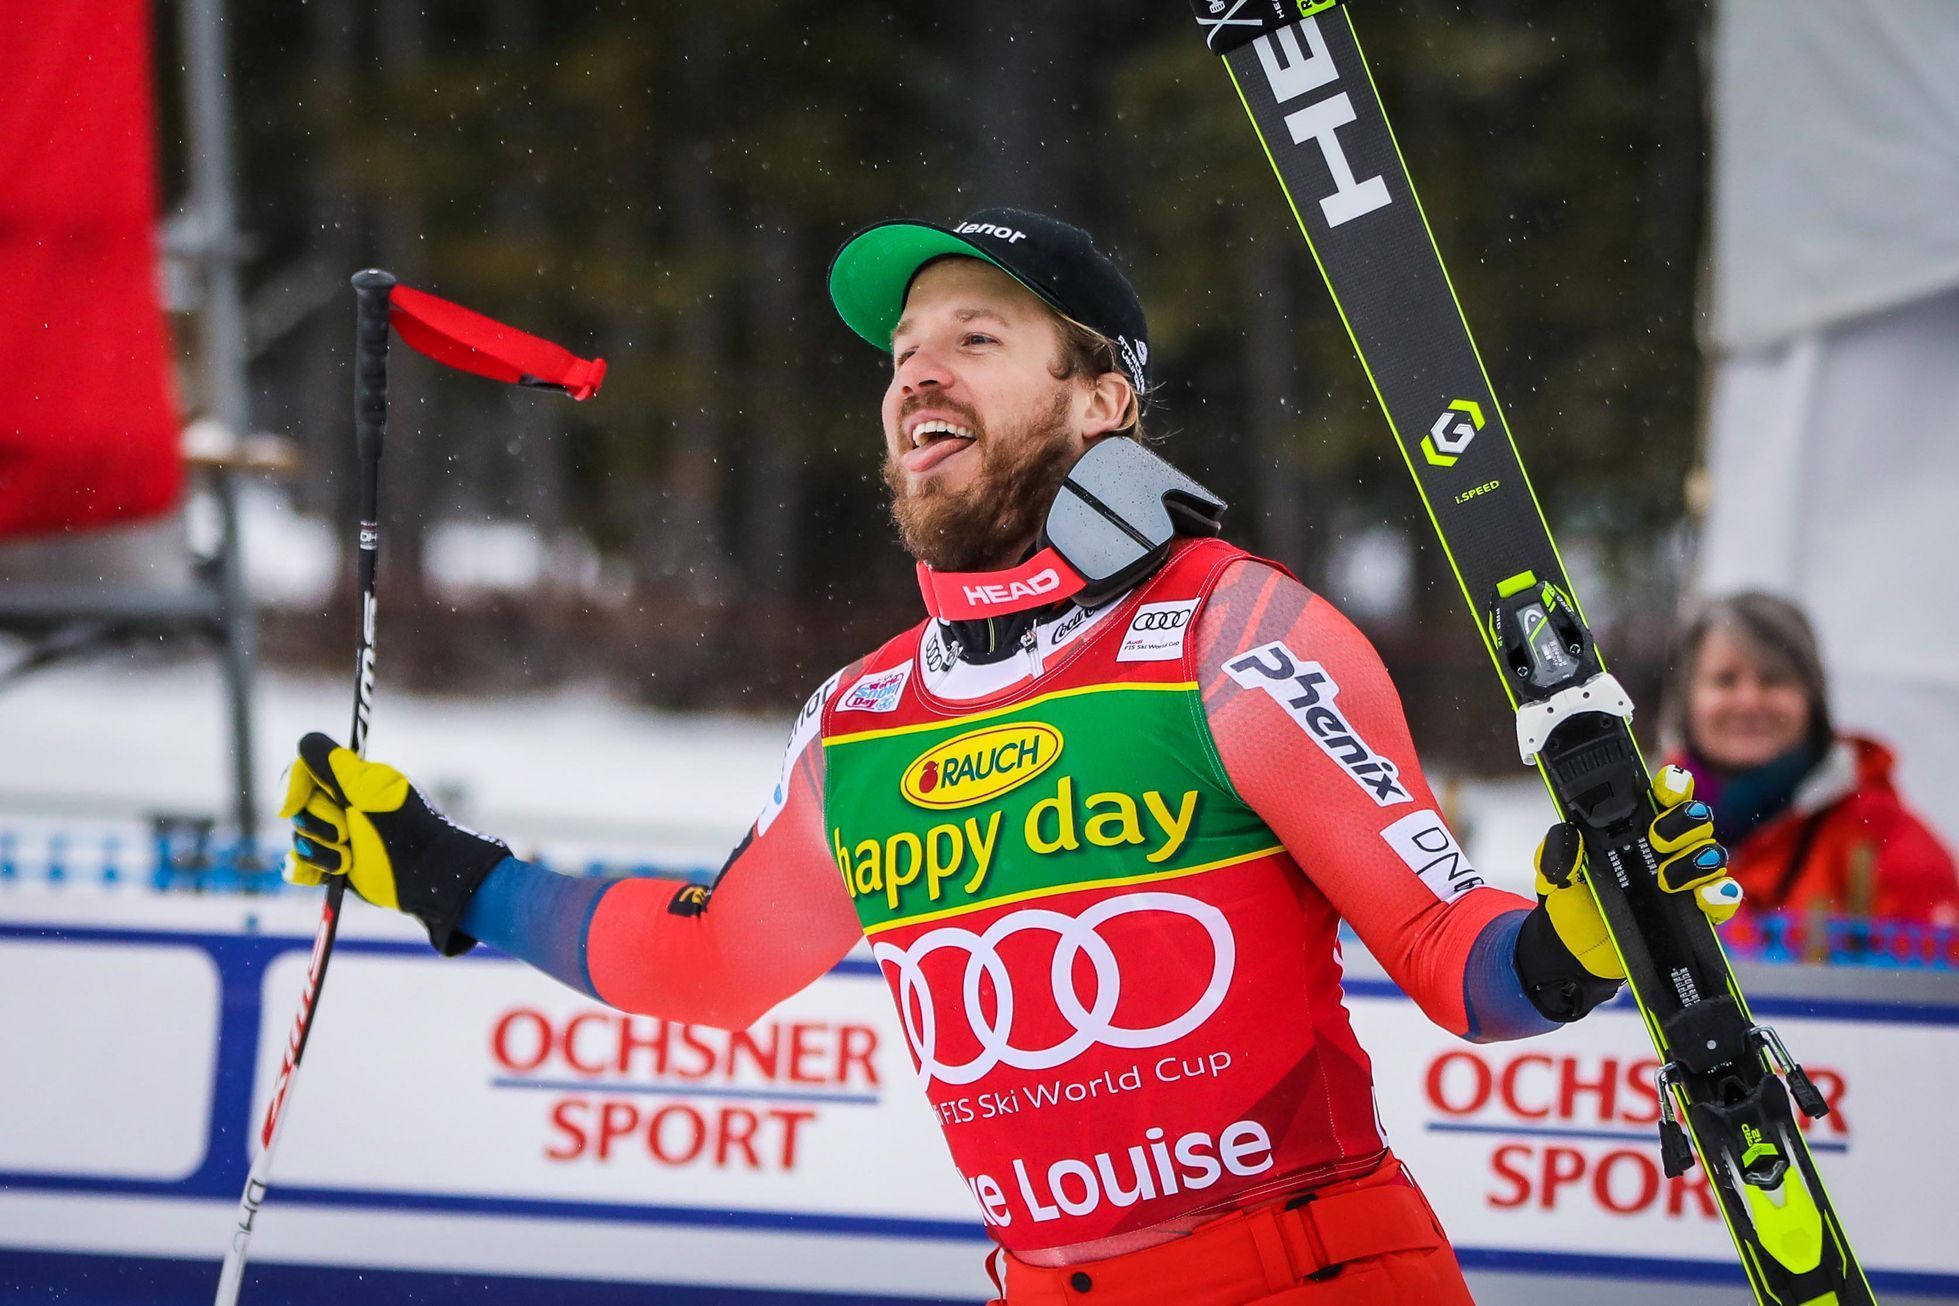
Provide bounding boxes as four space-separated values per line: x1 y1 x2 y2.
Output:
1688 623 1813 770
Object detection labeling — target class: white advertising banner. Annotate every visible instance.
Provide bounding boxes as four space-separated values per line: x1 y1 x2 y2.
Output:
1353 993 1948 1275
253 951 976 1221
2 889 1955 1303
0 937 218 1181
250 947 1953 1280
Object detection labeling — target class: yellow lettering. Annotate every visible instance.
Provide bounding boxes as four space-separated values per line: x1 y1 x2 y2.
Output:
963 811 1002 895
1025 776 1080 854
1143 790 1200 864
884 831 923 911
853 839 882 896
833 828 855 897
1083 791 1144 848
925 823 964 900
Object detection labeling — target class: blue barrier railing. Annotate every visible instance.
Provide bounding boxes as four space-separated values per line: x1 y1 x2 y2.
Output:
0 824 711 895
1324 910 1957 972
1721 909 1959 970
5 824 1950 969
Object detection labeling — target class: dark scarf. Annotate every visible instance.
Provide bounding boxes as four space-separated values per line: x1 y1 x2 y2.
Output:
1685 739 1827 846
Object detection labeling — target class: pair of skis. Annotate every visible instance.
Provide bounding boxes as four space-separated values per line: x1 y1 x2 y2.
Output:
1189 3 1872 1302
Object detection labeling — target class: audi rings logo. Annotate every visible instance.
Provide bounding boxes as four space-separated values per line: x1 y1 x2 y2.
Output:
1117 599 1200 663
1130 609 1190 633
872 892 1236 1087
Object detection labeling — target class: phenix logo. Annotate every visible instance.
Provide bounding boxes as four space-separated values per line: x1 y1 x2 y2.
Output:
1225 642 1410 806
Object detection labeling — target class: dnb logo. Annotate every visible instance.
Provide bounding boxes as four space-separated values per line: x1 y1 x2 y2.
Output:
1422 398 1485 468
903 723 1062 810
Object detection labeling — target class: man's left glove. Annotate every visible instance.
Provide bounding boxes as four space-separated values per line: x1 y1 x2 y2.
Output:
281 731 510 956
1516 764 1743 1022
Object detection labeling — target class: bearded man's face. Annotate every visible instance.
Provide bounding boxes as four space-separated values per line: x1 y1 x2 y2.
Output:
880 259 1097 572
883 384 1078 572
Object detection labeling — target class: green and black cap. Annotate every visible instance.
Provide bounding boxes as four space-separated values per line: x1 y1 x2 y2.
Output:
828 206 1150 402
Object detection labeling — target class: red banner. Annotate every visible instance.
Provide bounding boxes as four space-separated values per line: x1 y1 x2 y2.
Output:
0 0 180 538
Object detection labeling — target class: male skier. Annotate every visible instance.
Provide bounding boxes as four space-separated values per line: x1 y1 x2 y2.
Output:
283 208 1740 1304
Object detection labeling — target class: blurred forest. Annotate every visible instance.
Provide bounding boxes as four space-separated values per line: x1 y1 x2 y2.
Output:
156 0 1708 767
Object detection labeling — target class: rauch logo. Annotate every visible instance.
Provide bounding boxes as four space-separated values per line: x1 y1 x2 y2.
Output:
902 723 1063 810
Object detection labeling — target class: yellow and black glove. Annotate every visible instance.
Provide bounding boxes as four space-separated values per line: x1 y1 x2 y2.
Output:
1516 764 1741 1022
281 732 510 956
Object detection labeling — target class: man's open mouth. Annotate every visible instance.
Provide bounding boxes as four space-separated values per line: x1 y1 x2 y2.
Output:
909 418 978 449
901 417 979 474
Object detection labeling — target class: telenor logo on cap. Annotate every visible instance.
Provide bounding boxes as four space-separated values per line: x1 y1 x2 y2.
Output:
954 221 1027 244
828 207 1152 407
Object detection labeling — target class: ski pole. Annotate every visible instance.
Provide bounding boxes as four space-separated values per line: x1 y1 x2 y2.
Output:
211 271 603 1304
214 268 395 1306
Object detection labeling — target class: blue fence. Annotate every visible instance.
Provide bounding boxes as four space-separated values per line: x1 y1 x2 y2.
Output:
3 822 1951 969
0 822 713 894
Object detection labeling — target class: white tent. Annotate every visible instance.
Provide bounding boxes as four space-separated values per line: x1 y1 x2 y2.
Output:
1699 0 1959 849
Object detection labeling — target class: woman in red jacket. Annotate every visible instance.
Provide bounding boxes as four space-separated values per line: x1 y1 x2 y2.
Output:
1667 592 1958 925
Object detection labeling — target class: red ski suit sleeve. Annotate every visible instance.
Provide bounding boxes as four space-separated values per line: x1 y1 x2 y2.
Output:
576 665 868 1030
1196 558 1535 1037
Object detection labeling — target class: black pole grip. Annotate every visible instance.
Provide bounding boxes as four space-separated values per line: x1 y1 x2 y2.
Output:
350 269 396 491
348 268 393 755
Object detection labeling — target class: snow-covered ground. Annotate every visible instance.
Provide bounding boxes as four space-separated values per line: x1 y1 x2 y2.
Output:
0 647 1552 894
0 653 783 875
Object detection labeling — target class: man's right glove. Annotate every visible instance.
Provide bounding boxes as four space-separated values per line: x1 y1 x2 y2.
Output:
1516 764 1743 1022
281 732 510 956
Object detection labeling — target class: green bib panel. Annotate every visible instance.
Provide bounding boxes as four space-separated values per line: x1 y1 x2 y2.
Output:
824 682 1280 936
